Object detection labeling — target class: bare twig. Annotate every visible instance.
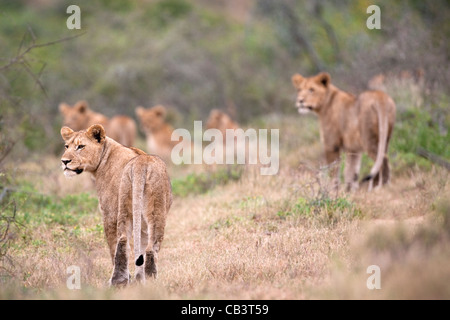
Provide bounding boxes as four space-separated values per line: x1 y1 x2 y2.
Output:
257 0 325 72
297 159 341 201
0 30 86 72
20 59 48 98
0 140 15 165
0 201 18 257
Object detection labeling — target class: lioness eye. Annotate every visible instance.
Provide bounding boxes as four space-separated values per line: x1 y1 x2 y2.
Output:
309 88 314 93
76 145 85 150
65 145 69 149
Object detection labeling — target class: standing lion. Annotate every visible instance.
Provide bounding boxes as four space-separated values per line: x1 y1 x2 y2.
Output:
292 72 396 191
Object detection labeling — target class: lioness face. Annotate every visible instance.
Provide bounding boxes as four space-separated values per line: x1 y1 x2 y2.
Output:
60 125 106 178
292 72 331 114
135 105 167 133
59 101 90 131
206 109 238 132
206 110 222 129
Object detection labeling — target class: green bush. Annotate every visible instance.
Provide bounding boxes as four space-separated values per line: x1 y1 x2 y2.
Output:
390 107 449 172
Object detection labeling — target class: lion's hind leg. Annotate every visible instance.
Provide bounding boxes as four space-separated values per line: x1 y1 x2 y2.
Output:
144 220 163 280
111 182 132 287
364 152 390 191
110 234 130 287
380 156 390 185
344 152 362 192
144 199 167 280
135 217 148 283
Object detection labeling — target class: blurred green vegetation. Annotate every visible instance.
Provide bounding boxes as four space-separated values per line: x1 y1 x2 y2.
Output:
0 1 448 244
0 0 448 157
171 166 242 197
0 0 448 297
277 196 362 226
0 0 448 180
2 187 98 227
390 105 450 171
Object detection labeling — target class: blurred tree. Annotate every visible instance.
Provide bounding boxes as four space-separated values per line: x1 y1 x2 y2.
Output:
311 1 343 64
256 0 325 72
0 28 83 159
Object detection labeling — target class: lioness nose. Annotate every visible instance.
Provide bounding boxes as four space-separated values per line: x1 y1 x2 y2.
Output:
61 159 71 166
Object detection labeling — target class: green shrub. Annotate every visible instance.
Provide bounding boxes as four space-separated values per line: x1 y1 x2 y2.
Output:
390 107 449 172
393 108 449 157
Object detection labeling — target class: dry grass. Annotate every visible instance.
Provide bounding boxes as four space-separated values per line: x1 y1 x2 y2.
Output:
1 115 449 300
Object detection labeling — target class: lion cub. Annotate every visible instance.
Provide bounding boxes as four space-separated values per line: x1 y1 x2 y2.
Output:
292 72 396 191
60 124 172 286
59 100 137 147
135 105 178 161
206 109 239 140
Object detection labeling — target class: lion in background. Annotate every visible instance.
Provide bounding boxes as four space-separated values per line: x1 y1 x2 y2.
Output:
135 105 179 161
206 109 239 140
59 100 137 147
292 72 396 191
60 124 172 286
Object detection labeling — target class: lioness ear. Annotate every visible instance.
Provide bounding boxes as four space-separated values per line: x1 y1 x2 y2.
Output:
153 105 167 118
59 102 70 114
209 109 220 118
135 106 145 118
61 126 74 141
292 74 304 88
75 100 89 114
86 124 106 144
316 72 331 88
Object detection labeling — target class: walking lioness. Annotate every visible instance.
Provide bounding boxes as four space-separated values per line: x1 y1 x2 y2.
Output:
60 124 172 286
292 72 396 191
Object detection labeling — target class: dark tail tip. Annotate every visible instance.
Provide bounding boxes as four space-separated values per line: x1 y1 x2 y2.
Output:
136 255 144 266
361 174 373 183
